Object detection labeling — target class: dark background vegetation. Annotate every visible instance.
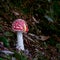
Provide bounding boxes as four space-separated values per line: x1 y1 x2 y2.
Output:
0 0 60 60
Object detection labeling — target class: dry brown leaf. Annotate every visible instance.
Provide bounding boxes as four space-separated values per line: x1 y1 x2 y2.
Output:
40 35 50 41
28 33 50 41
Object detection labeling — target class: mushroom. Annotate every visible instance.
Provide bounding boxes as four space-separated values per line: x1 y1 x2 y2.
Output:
12 19 28 51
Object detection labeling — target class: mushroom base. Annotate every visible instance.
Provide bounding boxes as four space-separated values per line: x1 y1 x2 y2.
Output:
16 31 25 51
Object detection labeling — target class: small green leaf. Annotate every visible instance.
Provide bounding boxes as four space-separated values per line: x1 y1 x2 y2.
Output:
33 58 38 60
53 1 60 16
4 31 14 36
22 7 30 14
46 37 56 46
56 43 60 52
14 51 27 60
0 58 3 60
56 44 60 49
0 36 10 47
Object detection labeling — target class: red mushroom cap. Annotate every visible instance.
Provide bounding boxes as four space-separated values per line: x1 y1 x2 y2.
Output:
12 19 29 32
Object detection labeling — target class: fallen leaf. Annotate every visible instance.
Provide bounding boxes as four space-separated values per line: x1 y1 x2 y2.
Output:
40 35 50 41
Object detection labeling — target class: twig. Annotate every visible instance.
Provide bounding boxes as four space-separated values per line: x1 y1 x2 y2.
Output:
28 33 40 40
44 15 53 22
24 34 35 42
32 16 39 23
1 50 14 55
12 10 19 16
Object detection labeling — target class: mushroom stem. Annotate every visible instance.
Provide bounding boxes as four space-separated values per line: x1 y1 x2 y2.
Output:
16 31 25 51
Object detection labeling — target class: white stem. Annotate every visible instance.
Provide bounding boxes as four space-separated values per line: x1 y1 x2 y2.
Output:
16 31 25 50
